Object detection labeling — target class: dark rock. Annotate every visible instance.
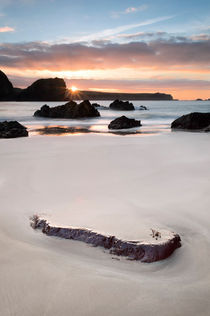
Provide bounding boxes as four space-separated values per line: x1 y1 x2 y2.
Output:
73 91 173 101
0 121 28 138
196 98 203 101
139 105 148 110
92 103 101 107
109 99 135 111
30 215 181 263
171 112 210 130
108 116 141 130
18 78 67 101
34 100 100 118
0 70 14 100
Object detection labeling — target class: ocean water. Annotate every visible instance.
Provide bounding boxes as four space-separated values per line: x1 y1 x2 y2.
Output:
0 100 210 135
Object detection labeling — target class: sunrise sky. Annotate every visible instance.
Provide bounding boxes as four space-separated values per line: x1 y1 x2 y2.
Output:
0 0 210 99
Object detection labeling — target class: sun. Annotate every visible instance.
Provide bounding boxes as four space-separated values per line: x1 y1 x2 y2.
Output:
70 86 78 92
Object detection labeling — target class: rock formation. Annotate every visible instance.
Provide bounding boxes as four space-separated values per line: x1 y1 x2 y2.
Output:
171 112 210 131
18 78 67 101
92 103 101 107
34 100 100 118
0 70 14 100
31 215 181 263
108 116 141 130
139 105 148 110
0 121 28 138
109 100 135 111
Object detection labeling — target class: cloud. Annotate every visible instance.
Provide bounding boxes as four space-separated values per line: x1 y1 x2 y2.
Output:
0 36 210 73
112 5 148 18
125 5 148 14
0 26 14 32
118 31 168 40
68 16 174 43
191 34 210 41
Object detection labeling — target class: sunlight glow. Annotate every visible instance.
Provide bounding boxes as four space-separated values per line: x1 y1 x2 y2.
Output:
70 86 78 92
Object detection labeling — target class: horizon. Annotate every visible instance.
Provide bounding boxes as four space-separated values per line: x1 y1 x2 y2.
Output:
0 0 210 100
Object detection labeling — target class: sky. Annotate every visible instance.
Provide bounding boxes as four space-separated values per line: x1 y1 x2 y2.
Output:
0 0 210 99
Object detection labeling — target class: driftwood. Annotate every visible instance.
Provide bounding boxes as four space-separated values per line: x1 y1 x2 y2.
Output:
31 215 181 263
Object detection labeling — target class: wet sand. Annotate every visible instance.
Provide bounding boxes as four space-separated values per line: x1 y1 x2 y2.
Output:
0 133 210 316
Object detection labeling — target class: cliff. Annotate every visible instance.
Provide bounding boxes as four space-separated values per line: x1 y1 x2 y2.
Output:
0 70 14 100
18 78 67 101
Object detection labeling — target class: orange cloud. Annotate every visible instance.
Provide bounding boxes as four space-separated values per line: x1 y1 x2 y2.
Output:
0 26 14 32
1 37 210 100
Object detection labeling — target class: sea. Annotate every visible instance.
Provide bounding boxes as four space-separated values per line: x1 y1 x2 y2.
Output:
0 100 210 135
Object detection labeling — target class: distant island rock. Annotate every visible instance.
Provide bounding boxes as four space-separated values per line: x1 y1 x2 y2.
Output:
108 116 141 130
0 121 28 138
34 100 100 118
0 70 14 100
31 215 181 263
18 78 67 101
109 99 135 111
171 112 210 131
0 70 174 101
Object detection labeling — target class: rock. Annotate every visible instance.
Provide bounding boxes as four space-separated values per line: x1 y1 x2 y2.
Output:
30 215 181 263
204 125 210 132
0 70 14 100
108 116 141 130
0 121 28 138
139 105 148 110
34 100 100 118
18 78 67 101
171 112 210 130
109 99 135 111
92 103 101 107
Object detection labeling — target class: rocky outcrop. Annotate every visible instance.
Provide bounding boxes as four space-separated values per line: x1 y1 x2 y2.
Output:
109 100 135 111
139 105 148 110
31 215 181 263
34 100 100 118
92 103 101 108
171 112 210 131
18 78 67 101
0 70 14 100
0 121 28 138
108 116 141 130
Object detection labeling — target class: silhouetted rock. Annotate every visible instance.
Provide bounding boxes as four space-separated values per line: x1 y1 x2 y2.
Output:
139 105 148 110
108 116 141 130
171 112 210 131
196 98 203 101
0 121 28 138
109 99 135 111
0 70 14 100
34 100 100 118
92 103 101 107
31 215 181 263
73 91 173 101
18 78 67 101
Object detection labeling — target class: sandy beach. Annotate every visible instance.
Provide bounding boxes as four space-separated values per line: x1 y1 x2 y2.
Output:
0 132 210 316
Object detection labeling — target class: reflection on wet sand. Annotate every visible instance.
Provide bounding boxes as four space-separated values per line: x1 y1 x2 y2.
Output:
28 124 164 136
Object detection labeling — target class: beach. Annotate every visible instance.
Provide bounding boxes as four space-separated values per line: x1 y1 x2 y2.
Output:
0 127 210 315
